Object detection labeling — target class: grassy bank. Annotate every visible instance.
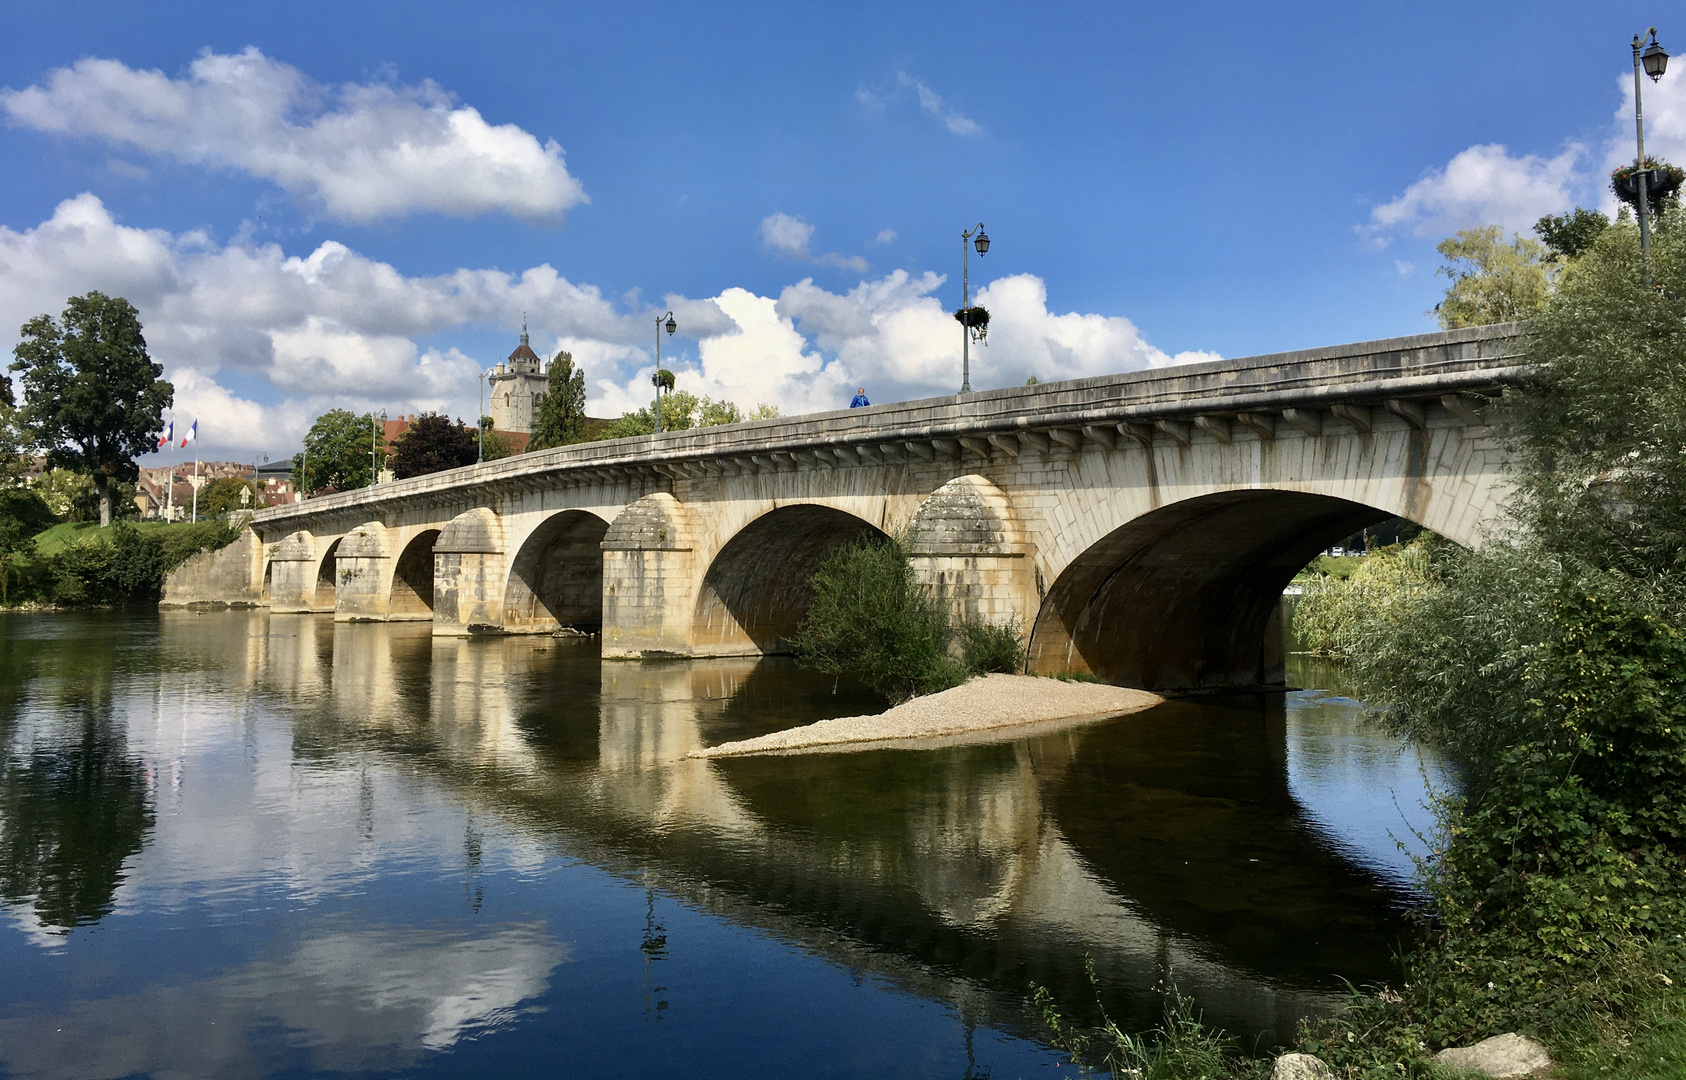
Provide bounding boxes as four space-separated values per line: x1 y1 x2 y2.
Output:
1 519 238 607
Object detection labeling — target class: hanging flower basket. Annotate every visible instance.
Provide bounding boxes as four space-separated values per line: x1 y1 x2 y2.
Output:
954 305 990 344
1611 158 1685 212
652 368 676 391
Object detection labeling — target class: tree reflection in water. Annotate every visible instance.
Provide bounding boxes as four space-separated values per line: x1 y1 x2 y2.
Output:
0 626 153 931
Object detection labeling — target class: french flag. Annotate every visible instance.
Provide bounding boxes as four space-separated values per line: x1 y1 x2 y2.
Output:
156 420 173 450
180 419 197 448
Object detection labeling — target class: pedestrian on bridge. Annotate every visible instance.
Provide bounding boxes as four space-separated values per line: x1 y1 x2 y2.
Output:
849 388 870 408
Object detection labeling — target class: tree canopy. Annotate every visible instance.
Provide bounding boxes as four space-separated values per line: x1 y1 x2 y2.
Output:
196 476 256 516
603 391 778 439
1431 226 1553 329
529 350 586 450
9 292 173 525
293 409 383 494
390 412 477 479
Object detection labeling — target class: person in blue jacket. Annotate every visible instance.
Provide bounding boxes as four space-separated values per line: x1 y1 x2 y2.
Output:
849 387 870 408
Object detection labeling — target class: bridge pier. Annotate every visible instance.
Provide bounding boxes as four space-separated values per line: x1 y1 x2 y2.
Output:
433 508 506 636
267 531 325 613
601 494 698 658
906 475 1039 635
334 522 395 621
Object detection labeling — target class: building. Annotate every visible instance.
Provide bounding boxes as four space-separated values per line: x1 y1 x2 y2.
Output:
487 323 548 435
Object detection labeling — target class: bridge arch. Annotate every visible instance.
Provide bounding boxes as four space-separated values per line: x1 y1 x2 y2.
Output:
390 529 442 619
691 504 886 656
1026 489 1394 691
503 509 611 633
313 538 341 609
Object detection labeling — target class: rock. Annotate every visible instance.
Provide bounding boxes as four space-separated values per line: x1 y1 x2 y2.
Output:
1269 1052 1334 1080
1432 1032 1553 1077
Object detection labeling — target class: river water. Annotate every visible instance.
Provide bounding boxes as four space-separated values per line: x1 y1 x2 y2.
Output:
0 611 1450 1078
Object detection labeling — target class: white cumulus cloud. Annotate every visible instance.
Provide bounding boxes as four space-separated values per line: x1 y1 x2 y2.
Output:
0 195 1212 459
1362 143 1584 243
757 212 868 272
1 48 587 223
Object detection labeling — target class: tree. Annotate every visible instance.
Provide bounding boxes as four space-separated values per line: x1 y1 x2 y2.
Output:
529 350 586 450
293 409 383 494
9 292 173 526
1534 207 1610 262
196 476 255 516
1432 226 1553 329
477 416 513 461
390 412 477 479
602 392 772 439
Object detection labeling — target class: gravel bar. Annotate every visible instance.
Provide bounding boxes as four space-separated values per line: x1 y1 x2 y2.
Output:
692 674 1162 759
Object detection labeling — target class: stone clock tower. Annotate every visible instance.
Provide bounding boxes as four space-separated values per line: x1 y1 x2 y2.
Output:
487 321 548 434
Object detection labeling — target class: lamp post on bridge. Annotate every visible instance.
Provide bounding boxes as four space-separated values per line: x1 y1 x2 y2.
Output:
958 223 989 394
653 310 676 433
1631 27 1670 286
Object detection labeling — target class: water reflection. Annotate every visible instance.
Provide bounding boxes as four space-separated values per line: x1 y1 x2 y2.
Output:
0 626 152 932
0 611 1450 1076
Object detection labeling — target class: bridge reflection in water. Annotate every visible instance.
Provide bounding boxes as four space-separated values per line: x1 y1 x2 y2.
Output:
236 611 1436 1045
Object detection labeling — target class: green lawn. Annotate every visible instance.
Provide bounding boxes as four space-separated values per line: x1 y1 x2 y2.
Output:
29 519 213 556
1294 553 1364 581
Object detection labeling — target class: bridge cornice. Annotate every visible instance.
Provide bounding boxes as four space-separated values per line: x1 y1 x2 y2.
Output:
253 323 1524 532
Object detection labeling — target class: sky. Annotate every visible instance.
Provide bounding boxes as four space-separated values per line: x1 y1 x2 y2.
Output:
2 1 1683 464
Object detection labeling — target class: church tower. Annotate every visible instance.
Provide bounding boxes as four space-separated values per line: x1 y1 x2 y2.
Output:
487 320 549 434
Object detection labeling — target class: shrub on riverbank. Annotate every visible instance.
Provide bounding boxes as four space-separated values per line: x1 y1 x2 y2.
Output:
792 531 1023 702
1034 214 1686 1079
0 519 238 606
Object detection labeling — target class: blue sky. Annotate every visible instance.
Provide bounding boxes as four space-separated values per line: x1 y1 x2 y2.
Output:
1 1 1679 462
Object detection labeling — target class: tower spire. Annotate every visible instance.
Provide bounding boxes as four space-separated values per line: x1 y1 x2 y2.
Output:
521 312 529 348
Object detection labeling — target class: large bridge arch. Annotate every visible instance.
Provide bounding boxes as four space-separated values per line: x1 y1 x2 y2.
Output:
503 509 611 634
1027 489 1394 691
691 504 887 657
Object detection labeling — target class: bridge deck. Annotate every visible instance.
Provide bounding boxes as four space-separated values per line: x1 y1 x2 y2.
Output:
253 323 1523 529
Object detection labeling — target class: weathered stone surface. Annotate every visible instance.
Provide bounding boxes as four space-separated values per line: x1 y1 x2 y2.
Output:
160 528 264 607
1432 1033 1552 1077
1269 1052 1334 1080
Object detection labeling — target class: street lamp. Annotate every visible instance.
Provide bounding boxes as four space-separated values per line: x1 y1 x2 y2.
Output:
653 311 676 433
477 368 487 463
959 223 990 393
1632 27 1670 286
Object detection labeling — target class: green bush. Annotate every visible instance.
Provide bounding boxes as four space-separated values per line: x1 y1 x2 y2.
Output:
791 531 967 702
959 616 1024 674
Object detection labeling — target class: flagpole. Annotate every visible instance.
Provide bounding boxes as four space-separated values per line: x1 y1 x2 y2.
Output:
191 457 200 523
166 464 174 521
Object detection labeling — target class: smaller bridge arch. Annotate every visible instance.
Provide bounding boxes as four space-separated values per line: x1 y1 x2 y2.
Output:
503 509 611 634
390 529 443 619
692 504 886 657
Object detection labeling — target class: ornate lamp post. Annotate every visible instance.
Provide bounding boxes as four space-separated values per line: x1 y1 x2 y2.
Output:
1632 28 1670 286
959 223 990 393
653 311 676 433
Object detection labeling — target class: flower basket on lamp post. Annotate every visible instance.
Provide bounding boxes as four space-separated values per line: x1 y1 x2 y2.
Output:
1612 158 1685 214
953 305 990 345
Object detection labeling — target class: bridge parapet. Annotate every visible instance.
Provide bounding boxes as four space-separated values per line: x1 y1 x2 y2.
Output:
249 323 1522 537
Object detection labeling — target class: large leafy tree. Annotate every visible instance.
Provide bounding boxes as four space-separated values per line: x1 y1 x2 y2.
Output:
9 293 173 526
390 412 477 479
294 409 383 494
1432 226 1553 329
529 350 587 450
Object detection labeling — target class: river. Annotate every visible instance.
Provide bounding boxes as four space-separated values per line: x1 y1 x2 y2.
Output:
0 610 1451 1078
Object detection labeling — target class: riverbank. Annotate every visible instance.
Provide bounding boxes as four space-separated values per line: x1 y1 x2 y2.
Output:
693 673 1161 758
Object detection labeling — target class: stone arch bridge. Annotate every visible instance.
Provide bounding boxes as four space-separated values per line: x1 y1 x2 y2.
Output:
168 325 1523 692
